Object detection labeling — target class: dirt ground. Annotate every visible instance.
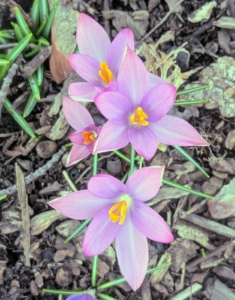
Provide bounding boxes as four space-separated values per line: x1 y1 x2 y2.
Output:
1 0 235 299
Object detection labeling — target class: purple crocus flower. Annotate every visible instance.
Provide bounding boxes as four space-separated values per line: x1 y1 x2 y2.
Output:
66 295 96 300
49 167 174 291
68 13 134 102
93 47 209 160
63 96 101 166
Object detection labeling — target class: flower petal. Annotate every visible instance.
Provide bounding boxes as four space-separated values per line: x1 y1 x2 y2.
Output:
69 82 98 102
95 91 132 124
76 13 110 62
128 126 157 160
83 205 120 256
49 190 111 220
66 295 96 300
63 97 94 131
126 166 164 201
93 121 129 153
69 131 84 145
107 28 134 77
68 54 101 85
149 115 209 146
115 216 148 291
141 83 176 122
131 200 174 243
66 144 91 166
117 47 149 107
148 72 168 87
88 174 127 199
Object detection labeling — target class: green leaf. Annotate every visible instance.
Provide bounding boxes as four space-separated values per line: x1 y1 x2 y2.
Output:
6 34 32 63
11 22 24 41
31 0 40 28
174 99 207 106
28 73 41 100
23 91 39 118
43 0 58 39
176 84 210 96
39 0 49 24
24 42 42 58
13 7 36 42
0 59 9 66
4 98 36 138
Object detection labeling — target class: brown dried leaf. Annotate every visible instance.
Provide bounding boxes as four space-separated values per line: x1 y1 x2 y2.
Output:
56 220 81 237
225 129 235 150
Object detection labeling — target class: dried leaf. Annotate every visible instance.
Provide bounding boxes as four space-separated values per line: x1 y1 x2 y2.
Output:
214 16 235 29
188 1 217 23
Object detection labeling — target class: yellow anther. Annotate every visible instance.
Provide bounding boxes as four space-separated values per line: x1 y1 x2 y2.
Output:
129 107 149 126
109 201 128 225
82 131 96 145
98 62 113 84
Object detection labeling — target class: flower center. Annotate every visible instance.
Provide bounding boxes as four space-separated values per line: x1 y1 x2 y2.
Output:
98 62 113 84
129 107 149 126
82 131 97 145
109 200 128 225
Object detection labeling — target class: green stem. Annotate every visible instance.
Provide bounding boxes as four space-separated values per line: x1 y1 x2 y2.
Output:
91 255 98 287
92 153 98 176
113 150 131 163
173 146 209 178
129 146 135 175
121 172 129 183
176 84 210 96
173 100 207 106
64 219 91 243
97 294 117 300
42 289 85 295
62 170 77 192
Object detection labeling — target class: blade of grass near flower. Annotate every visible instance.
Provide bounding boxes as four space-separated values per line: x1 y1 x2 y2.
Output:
6 34 32 63
43 289 85 296
0 30 15 39
28 73 40 100
25 42 42 58
38 36 50 46
36 20 46 37
0 59 9 66
36 64 44 86
39 0 49 24
31 0 40 28
13 7 36 42
0 195 7 201
176 84 210 96
4 98 35 138
173 146 209 178
11 22 24 41
0 37 7 44
43 0 58 39
98 294 116 300
174 100 207 106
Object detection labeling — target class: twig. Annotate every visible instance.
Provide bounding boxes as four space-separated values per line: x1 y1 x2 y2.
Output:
0 146 66 197
0 43 18 50
0 55 23 119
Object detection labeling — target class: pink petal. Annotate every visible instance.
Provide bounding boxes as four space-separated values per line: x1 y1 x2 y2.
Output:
93 121 129 153
76 13 111 62
141 83 176 122
127 126 157 160
63 97 94 131
131 200 174 243
95 91 132 124
126 166 165 201
49 190 111 220
149 115 209 146
148 72 168 87
66 144 91 166
107 29 134 77
67 295 96 300
83 205 120 256
115 216 148 291
69 131 84 145
117 47 149 107
68 54 101 86
88 174 127 199
69 82 98 102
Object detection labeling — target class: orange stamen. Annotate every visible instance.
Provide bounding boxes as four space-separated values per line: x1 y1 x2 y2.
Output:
109 201 128 225
82 131 96 145
129 107 149 126
98 62 113 84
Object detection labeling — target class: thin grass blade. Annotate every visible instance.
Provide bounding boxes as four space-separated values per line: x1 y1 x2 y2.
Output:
43 0 58 39
174 100 207 106
24 42 42 58
176 84 210 96
31 0 40 28
6 34 32 63
28 73 41 100
13 7 36 42
36 20 46 37
39 0 49 24
11 22 24 41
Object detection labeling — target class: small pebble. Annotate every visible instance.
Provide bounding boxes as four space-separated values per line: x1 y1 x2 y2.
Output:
107 157 122 175
36 141 57 159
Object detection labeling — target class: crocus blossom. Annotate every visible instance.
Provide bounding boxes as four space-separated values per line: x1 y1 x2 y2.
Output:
49 166 174 291
93 47 209 160
66 295 96 300
68 13 134 102
63 96 101 166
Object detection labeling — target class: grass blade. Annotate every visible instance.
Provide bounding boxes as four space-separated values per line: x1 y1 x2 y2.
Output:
176 84 210 96
23 91 38 118
13 7 36 42
174 100 207 106
11 22 24 41
28 73 41 100
24 42 42 58
6 34 32 63
43 0 58 39
39 0 49 24
31 0 40 28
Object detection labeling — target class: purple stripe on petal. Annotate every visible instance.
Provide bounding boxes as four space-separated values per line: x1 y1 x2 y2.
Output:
68 54 101 86
88 174 127 199
76 13 110 62
107 29 134 77
69 82 98 102
149 115 209 146
49 190 111 220
141 83 176 122
66 144 91 167
148 72 168 87
128 126 157 160
94 121 129 154
95 91 132 124
63 97 94 131
117 47 149 107
83 205 120 256
131 200 174 243
115 216 148 291
126 166 164 201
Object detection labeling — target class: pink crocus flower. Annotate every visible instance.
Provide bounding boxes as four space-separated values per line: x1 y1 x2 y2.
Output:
93 47 209 160
63 96 101 166
66 295 96 300
49 166 174 291
68 13 135 102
